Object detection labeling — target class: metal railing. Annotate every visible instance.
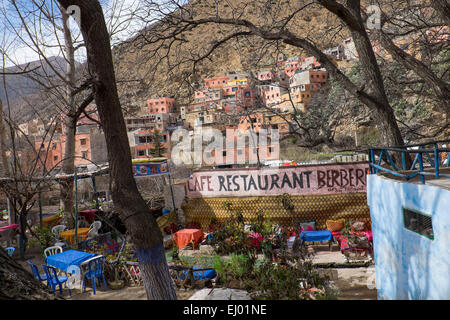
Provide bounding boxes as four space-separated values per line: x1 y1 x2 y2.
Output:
368 139 450 184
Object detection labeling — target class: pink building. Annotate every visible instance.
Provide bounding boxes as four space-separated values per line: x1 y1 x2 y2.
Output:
204 76 229 88
258 84 286 106
147 97 175 114
257 70 274 82
284 57 302 78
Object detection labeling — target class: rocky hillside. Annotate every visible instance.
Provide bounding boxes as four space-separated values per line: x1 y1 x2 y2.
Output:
111 0 344 113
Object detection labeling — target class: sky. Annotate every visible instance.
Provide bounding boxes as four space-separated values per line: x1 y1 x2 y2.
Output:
0 0 149 68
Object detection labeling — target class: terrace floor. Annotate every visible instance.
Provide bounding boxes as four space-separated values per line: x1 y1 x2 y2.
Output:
14 243 377 300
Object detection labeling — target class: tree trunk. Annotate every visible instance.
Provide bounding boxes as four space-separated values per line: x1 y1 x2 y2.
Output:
0 248 58 299
345 1 404 148
60 6 76 227
56 0 177 299
0 99 11 177
60 120 76 227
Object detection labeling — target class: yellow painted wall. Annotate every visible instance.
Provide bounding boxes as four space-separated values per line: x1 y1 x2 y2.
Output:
182 192 371 230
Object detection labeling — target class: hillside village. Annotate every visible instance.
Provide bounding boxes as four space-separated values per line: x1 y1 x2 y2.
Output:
18 36 368 172
17 21 448 173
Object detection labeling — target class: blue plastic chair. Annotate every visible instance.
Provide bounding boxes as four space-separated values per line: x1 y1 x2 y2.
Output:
42 264 71 297
82 256 108 295
6 247 15 257
27 260 48 287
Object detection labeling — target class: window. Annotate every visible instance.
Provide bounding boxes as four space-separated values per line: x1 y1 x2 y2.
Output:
138 136 151 144
54 156 58 162
403 207 434 240
80 139 87 145
137 150 146 156
237 149 243 155
81 151 88 159
222 151 227 157
52 143 57 150
269 147 275 153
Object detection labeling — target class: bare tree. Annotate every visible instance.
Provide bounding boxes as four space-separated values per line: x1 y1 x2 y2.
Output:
56 0 177 300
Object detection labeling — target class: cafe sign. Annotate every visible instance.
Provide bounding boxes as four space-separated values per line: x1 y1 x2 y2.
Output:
186 162 369 198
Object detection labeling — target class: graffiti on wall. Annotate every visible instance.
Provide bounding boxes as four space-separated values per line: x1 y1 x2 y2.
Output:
186 162 370 198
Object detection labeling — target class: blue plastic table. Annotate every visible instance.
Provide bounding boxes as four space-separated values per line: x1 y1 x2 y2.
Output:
45 250 97 272
178 267 217 281
299 230 334 249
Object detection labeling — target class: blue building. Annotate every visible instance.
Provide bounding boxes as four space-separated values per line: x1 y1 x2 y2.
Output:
367 141 450 299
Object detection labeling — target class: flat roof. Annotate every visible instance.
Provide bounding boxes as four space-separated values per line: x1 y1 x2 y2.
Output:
377 167 450 191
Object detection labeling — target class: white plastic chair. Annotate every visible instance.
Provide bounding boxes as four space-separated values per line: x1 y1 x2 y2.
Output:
87 221 102 240
90 221 102 232
51 225 67 238
51 225 68 248
44 245 63 258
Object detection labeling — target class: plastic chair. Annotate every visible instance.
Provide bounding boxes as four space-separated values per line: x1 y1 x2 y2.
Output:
81 255 108 295
6 246 15 257
43 245 63 259
51 225 68 247
42 264 71 297
27 260 48 287
90 221 102 232
87 221 102 240
51 225 67 238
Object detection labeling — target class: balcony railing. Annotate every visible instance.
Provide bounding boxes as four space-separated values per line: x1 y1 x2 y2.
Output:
368 139 450 184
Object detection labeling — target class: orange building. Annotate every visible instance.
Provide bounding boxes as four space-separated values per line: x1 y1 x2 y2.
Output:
147 97 175 114
35 138 64 171
204 76 230 88
133 129 170 159
238 113 265 133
